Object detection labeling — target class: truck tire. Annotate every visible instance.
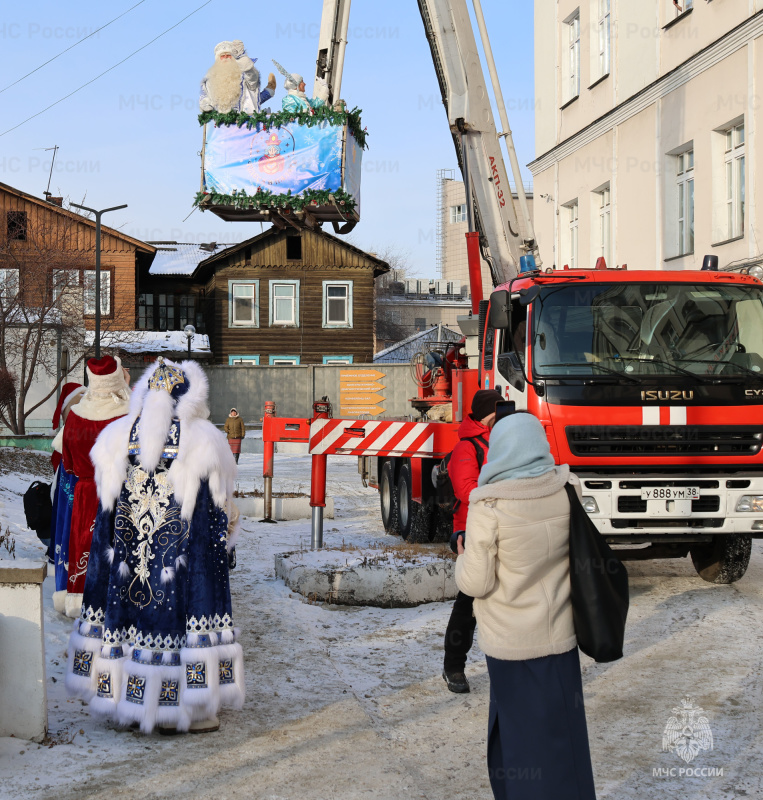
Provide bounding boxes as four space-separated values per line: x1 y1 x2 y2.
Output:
397 461 432 543
380 459 401 536
690 534 752 584
430 505 453 544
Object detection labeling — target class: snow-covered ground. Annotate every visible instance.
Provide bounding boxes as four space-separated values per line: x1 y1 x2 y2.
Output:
1 446 762 799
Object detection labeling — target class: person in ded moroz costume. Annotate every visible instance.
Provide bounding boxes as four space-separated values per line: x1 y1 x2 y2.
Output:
65 358 243 735
63 356 131 619
48 382 87 613
272 59 329 114
200 40 276 114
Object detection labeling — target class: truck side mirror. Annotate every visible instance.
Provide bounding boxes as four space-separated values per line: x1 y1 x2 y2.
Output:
488 290 510 329
497 352 525 392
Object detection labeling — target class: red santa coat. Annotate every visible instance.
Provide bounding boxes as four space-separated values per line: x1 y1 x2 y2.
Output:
63 409 125 600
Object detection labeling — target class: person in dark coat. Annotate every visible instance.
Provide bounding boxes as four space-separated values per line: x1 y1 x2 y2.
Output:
456 412 596 800
442 388 502 693
224 407 246 464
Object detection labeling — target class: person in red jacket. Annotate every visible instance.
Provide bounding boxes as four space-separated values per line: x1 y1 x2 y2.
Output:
443 388 502 693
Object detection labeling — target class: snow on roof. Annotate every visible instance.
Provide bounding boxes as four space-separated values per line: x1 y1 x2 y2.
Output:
374 325 463 363
85 330 211 354
148 242 237 276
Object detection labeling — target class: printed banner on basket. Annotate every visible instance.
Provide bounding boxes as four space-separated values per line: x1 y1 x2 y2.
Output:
203 122 345 197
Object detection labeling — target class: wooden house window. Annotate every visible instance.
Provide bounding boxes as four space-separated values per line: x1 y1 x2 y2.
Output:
286 235 302 260
269 280 299 327
84 269 111 315
228 355 260 365
0 268 20 301
52 270 80 302
6 211 28 241
178 294 195 328
269 355 300 365
228 280 259 327
322 280 353 328
138 294 154 329
157 294 175 330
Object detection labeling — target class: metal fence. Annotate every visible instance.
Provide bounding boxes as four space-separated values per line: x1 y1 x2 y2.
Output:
206 364 419 424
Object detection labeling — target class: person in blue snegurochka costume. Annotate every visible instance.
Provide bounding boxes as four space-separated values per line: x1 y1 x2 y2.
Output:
273 59 330 114
199 40 276 114
65 357 244 735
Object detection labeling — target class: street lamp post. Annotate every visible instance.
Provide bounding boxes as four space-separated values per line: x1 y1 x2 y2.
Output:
184 324 196 359
70 202 128 359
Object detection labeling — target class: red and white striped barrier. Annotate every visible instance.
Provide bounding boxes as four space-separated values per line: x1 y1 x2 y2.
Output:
309 419 435 457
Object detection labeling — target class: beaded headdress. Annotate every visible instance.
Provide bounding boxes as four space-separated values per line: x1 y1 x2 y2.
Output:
148 357 189 399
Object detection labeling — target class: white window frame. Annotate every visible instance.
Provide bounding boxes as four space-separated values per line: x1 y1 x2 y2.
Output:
0 268 20 301
52 269 80 302
268 354 300 365
673 0 693 18
228 280 259 328
83 269 111 315
597 0 610 78
724 122 745 240
676 149 694 256
564 11 581 102
562 200 579 270
322 280 353 328
322 355 354 365
228 355 260 365
269 279 300 327
595 185 611 266
449 204 467 224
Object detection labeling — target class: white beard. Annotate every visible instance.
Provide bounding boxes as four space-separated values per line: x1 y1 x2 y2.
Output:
205 59 242 113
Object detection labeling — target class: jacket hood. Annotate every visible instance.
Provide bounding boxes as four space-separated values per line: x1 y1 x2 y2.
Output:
478 412 556 486
470 465 571 502
457 414 490 441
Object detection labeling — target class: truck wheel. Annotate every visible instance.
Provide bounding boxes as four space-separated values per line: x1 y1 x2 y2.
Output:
430 505 453 544
380 460 400 535
690 534 752 584
397 461 432 543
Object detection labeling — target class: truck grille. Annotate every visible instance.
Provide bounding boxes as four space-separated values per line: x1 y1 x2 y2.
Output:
617 496 721 513
567 426 763 457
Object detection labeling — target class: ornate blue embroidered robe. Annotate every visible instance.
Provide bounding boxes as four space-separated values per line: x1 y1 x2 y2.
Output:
49 467 78 597
65 416 244 733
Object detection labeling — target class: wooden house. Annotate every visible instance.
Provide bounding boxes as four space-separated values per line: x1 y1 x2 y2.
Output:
0 181 155 331
142 227 389 365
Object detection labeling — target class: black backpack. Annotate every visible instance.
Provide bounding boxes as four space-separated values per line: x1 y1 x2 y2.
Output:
435 435 488 515
24 480 53 542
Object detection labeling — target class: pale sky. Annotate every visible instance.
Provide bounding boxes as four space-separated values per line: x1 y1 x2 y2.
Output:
0 0 535 278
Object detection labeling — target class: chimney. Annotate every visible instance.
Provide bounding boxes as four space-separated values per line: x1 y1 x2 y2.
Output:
44 192 63 207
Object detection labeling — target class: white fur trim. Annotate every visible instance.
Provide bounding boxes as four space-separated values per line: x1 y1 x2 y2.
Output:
65 621 100 700
52 589 67 614
179 641 221 719
117 659 189 734
51 427 65 454
469 465 571 503
70 392 130 422
91 360 236 519
217 641 245 709
160 566 175 585
65 592 84 619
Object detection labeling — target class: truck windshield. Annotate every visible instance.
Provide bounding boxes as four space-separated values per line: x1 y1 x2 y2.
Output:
531 282 763 379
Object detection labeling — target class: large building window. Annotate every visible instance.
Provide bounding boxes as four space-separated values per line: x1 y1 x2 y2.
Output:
676 149 694 255
269 280 299 327
597 0 610 78
725 122 745 239
228 280 259 328
6 211 27 241
449 204 467 224
157 294 174 330
564 11 581 102
322 280 353 328
563 200 579 269
178 294 195 328
83 269 111 315
595 185 611 266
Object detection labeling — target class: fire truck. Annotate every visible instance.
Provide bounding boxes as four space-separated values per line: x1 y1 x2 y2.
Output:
262 0 763 584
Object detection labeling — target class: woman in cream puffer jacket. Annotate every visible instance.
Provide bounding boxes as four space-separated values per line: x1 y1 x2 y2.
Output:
456 412 596 800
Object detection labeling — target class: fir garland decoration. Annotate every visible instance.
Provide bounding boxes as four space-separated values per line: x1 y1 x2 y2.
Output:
198 105 368 149
194 187 357 214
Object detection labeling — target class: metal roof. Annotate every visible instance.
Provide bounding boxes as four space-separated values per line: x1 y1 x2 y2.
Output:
148 242 236 276
374 324 463 363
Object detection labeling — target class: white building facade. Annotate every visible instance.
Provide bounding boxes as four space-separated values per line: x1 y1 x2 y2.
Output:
531 2 763 273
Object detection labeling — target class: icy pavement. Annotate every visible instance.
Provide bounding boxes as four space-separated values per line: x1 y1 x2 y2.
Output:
0 447 761 799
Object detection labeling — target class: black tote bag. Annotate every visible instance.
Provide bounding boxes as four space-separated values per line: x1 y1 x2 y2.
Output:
564 483 629 663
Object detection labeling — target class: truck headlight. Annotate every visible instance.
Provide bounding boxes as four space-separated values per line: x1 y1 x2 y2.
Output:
582 496 599 514
736 495 763 512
